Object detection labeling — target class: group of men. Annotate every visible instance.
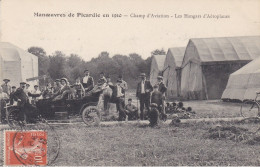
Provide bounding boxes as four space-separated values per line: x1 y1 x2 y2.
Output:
136 73 167 123
0 69 167 125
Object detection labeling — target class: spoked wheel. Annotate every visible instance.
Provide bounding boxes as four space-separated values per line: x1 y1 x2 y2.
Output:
7 108 25 128
240 100 260 118
82 106 101 126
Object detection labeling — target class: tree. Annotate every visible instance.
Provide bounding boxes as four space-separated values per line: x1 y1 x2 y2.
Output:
151 48 166 56
48 51 67 80
28 47 50 76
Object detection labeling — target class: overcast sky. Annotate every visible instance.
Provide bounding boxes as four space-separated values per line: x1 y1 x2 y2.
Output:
1 0 260 61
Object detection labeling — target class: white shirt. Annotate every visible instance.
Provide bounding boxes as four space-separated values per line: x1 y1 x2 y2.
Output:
83 76 89 83
141 80 145 94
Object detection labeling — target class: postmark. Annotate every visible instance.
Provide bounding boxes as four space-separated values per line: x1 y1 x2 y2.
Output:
4 130 47 166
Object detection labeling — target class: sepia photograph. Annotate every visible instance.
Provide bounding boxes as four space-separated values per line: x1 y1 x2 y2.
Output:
0 0 260 166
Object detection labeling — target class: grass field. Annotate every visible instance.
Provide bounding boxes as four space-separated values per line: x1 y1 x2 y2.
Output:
1 97 260 166
52 121 260 166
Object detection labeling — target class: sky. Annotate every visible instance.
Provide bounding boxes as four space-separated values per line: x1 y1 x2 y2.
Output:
1 0 260 61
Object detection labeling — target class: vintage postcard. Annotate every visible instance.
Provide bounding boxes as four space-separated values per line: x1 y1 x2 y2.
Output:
0 0 260 166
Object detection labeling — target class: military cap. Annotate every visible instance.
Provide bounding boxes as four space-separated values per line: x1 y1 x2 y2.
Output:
20 82 26 85
11 86 16 88
55 79 61 82
84 69 89 73
34 85 39 87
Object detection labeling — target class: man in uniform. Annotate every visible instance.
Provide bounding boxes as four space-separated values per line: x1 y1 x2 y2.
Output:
136 73 153 120
81 69 94 93
1 79 11 97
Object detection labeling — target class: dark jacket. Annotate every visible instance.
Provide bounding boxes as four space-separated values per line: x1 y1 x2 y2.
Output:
81 76 94 91
151 90 163 106
136 80 153 98
13 87 28 107
157 82 167 95
108 84 123 98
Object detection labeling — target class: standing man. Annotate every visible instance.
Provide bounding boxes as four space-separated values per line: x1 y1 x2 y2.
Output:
136 73 153 120
156 76 167 114
118 75 128 96
13 82 39 122
108 79 126 121
1 79 11 97
81 69 94 93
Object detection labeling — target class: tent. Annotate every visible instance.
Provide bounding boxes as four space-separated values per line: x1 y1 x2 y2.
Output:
180 36 260 100
0 42 38 87
163 47 186 98
222 56 260 101
150 54 166 86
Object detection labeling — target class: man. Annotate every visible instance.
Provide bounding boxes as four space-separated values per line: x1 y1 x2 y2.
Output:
97 72 107 87
81 70 94 93
151 85 163 108
149 103 159 127
13 82 38 122
0 87 9 123
10 86 17 105
156 76 167 114
136 73 153 120
52 78 71 101
53 79 62 94
125 98 138 120
30 85 42 105
108 79 126 121
118 75 128 96
1 79 11 97
42 83 53 99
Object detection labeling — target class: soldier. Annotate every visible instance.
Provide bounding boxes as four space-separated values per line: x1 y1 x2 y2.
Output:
136 73 153 120
1 79 11 97
0 87 9 123
81 69 94 93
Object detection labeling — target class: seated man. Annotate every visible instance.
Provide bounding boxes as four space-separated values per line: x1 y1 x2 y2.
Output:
72 77 85 99
42 83 53 99
125 98 138 120
52 78 71 101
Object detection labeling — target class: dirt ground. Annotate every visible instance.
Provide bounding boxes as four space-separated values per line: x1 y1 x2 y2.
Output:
1 98 259 166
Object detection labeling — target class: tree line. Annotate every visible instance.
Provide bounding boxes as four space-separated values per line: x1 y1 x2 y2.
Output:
28 47 166 88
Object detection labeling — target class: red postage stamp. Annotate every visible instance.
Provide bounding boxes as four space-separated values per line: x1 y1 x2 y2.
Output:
4 130 47 166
